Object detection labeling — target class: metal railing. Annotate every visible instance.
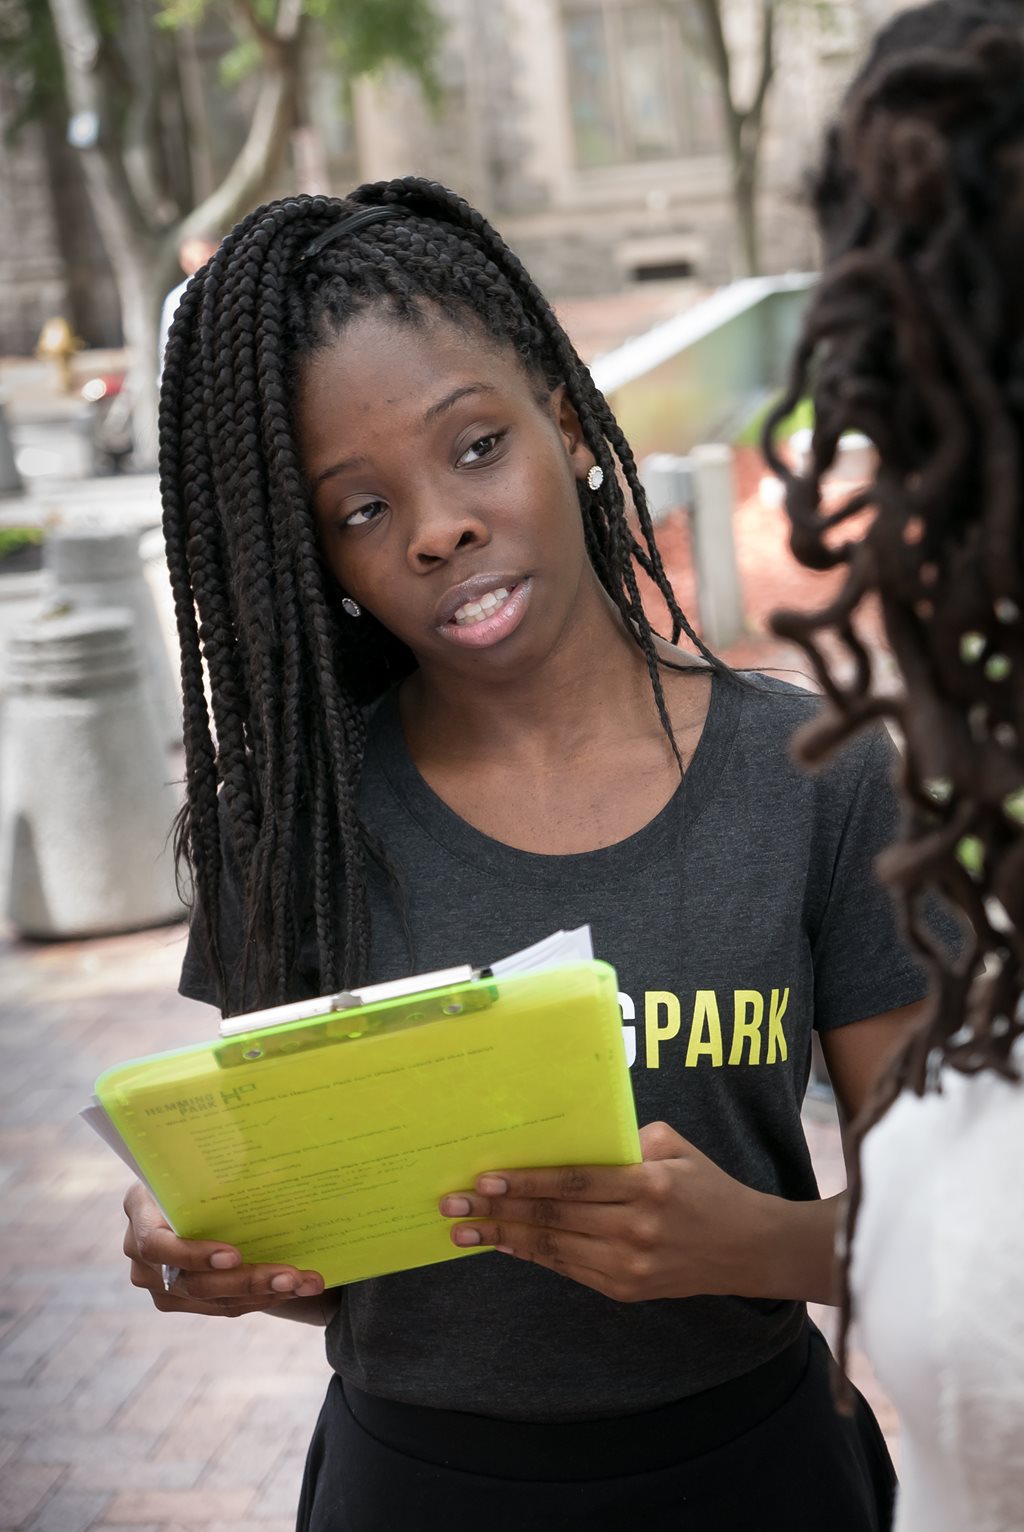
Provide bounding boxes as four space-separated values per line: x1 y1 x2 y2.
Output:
588 275 818 648
590 273 816 460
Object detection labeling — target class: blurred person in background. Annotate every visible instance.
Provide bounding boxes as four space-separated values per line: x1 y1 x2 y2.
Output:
157 231 219 384
764 3 1024 1528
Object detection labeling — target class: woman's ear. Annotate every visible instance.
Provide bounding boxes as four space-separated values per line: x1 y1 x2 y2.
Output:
550 383 596 482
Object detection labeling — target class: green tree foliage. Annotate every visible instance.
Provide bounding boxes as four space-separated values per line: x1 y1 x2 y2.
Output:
308 0 443 100
1 0 444 463
0 1 65 140
157 0 443 101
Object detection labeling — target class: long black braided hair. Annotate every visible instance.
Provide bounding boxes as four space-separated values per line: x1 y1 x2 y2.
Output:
160 177 727 1015
762 0 1024 1391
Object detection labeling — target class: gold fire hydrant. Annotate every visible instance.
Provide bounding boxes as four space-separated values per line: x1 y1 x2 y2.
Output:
36 316 84 393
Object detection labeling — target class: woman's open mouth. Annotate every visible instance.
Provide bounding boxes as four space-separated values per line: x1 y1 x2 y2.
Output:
437 579 532 649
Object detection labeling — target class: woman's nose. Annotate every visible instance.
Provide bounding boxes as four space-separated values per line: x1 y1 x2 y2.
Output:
406 499 490 569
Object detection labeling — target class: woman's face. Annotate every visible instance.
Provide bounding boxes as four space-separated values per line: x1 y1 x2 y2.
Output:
295 306 600 684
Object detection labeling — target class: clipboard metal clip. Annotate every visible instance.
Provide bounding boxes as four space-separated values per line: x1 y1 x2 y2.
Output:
213 976 498 1069
217 964 476 1040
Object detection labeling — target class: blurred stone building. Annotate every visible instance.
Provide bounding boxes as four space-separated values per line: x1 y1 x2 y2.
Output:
0 0 910 354
351 0 902 297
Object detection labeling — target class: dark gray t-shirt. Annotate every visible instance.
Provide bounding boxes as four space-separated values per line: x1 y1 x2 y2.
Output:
181 673 931 1421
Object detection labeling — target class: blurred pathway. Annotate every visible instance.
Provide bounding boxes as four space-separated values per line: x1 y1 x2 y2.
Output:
0 927 324 1532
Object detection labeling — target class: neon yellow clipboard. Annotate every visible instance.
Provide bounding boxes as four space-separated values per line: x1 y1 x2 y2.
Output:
94 960 640 1286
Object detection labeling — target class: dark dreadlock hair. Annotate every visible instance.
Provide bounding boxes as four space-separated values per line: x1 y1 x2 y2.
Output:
160 177 726 1016
762 0 1024 1395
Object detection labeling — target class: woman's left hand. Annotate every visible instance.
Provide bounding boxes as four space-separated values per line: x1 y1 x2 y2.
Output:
439 1121 775 1303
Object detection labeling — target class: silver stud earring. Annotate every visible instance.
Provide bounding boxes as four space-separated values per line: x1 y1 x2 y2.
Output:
586 465 604 492
341 597 362 618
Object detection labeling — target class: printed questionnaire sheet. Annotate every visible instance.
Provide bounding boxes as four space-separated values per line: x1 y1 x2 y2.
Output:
93 962 640 1285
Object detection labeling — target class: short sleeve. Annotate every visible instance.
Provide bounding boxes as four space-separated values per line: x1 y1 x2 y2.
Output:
812 729 954 1030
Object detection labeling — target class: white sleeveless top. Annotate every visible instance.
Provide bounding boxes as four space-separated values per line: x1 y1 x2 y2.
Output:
852 1046 1024 1531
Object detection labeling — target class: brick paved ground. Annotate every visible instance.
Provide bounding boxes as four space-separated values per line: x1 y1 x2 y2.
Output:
0 926 327 1532
0 447 900 1529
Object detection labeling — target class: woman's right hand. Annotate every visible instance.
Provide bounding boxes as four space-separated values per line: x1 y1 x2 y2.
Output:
123 1181 327 1319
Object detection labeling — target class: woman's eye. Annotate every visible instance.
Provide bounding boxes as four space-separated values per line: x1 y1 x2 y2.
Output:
458 431 505 466
342 500 386 528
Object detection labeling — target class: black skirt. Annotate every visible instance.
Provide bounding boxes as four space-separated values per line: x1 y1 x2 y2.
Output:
296 1324 895 1532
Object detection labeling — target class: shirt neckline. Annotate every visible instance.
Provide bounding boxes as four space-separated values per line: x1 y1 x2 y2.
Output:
366 669 741 887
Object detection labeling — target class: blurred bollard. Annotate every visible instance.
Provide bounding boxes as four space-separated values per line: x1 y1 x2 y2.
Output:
0 393 23 497
0 537 49 744
47 527 181 746
138 526 182 702
0 570 47 676
790 427 877 482
640 449 745 651
691 445 744 652
639 454 694 527
0 609 183 937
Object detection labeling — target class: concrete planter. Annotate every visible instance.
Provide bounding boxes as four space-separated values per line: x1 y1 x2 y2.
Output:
0 568 48 692
47 527 181 747
0 608 184 937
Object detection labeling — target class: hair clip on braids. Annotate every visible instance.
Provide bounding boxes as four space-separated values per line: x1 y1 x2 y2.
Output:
294 203 415 268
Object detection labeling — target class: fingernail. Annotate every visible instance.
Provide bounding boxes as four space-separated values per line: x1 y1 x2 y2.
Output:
294 1280 320 1298
441 1196 471 1217
495 1245 515 1255
210 1250 240 1270
271 1273 297 1292
477 1176 508 1196
453 1227 481 1247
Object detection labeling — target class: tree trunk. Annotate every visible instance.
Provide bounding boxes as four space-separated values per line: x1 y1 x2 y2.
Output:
686 0 775 280
734 157 760 278
48 0 303 470
178 50 299 242
56 172 174 465
47 0 171 466
174 23 215 205
118 241 176 467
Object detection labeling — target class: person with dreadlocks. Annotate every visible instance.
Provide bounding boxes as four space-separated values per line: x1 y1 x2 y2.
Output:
119 175 933 1530
763 2 1024 1529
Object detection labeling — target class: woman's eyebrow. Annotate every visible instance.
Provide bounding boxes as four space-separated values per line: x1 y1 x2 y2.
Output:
312 384 498 491
422 383 497 425
311 453 369 491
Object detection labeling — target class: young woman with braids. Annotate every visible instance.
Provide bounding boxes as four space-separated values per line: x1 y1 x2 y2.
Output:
763 3 1024 1528
120 176 933 1531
